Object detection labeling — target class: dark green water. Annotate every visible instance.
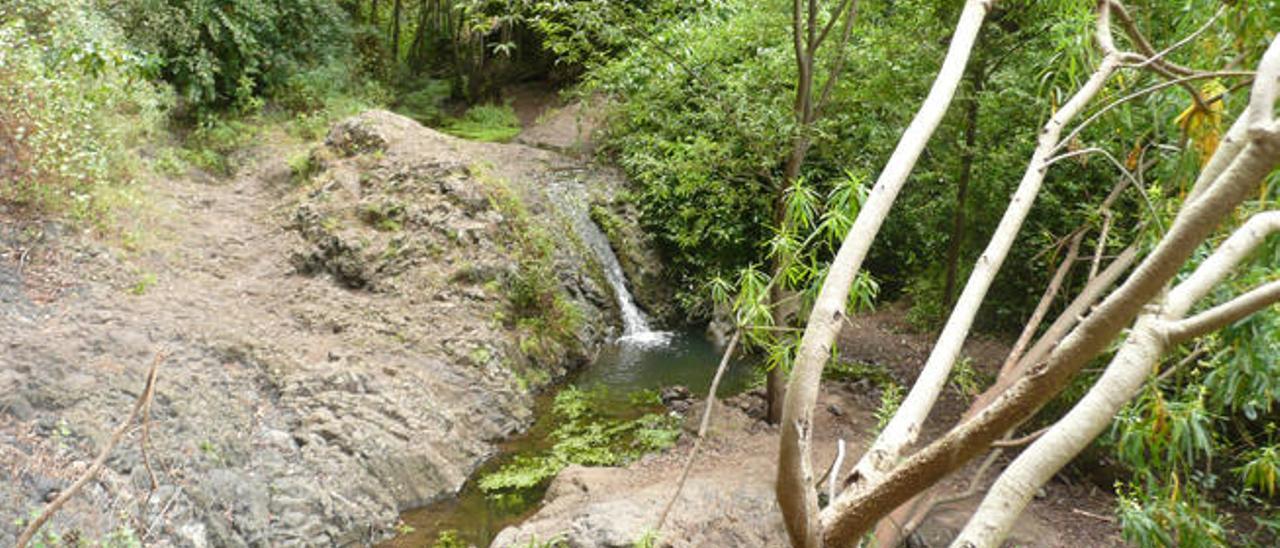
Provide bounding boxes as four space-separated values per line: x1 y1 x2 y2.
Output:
384 329 757 547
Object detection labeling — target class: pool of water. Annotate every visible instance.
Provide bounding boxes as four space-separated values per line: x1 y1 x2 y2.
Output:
382 329 757 547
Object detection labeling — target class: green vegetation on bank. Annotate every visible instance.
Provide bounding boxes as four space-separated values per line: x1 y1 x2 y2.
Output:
478 386 680 503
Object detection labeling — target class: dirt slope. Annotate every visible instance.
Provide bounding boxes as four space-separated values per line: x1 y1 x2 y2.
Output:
0 111 622 546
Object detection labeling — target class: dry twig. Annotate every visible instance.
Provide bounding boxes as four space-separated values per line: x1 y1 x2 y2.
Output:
15 352 165 548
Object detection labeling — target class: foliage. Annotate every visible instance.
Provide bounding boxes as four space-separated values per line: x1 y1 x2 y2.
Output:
444 103 522 143
823 359 895 388
431 530 464 548
102 0 354 111
874 381 904 432
392 78 452 126
0 0 167 220
708 171 879 386
1117 481 1230 548
1105 181 1280 544
478 386 681 497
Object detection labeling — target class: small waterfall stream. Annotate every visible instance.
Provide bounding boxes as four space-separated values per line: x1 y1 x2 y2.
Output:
545 169 672 347
387 168 755 547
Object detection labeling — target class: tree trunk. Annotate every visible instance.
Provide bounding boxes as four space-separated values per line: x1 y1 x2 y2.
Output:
844 43 1121 511
775 2 993 545
766 0 841 426
943 70 983 306
391 0 403 60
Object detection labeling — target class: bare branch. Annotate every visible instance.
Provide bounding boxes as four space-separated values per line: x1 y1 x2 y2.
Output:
1167 211 1280 311
828 439 847 502
1109 0 1199 76
1125 4 1225 74
990 426 1048 448
1006 245 1138 380
1001 230 1084 374
813 0 854 50
814 0 860 116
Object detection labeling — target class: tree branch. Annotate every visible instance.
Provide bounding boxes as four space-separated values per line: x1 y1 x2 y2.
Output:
1000 229 1084 375
1108 0 1200 76
656 330 741 533
1167 211 1280 311
1166 279 1280 344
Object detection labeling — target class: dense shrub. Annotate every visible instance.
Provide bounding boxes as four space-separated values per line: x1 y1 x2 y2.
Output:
102 0 354 111
0 0 168 218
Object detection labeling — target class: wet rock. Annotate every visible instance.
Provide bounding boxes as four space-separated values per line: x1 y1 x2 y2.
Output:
660 385 692 405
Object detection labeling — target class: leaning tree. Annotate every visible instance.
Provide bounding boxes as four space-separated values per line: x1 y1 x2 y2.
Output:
776 1 1280 546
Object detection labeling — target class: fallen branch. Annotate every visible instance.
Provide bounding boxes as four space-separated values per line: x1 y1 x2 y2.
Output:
16 353 164 548
1071 507 1116 522
1000 230 1084 375
656 330 740 533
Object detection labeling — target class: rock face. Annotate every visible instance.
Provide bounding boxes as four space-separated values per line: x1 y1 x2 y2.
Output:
0 111 620 546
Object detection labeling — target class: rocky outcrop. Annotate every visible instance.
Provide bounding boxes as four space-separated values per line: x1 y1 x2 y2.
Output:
0 111 620 546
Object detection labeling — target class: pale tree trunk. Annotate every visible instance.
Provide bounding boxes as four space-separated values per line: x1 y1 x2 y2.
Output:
956 210 1280 546
875 239 1136 547
815 29 1280 541
776 1 993 545
846 8 1124 507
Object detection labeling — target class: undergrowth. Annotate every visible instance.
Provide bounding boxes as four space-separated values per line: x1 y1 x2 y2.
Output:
481 167 585 368
478 386 680 502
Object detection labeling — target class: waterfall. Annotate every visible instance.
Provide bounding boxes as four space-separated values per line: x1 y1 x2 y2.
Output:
544 170 671 347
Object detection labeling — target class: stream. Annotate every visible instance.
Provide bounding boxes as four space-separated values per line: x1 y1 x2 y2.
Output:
383 171 757 546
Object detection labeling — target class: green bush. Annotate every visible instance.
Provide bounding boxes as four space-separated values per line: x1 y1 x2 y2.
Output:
392 78 452 126
0 0 168 219
103 0 352 111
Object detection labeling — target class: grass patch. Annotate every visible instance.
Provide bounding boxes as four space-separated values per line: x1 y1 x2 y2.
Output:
443 103 521 142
